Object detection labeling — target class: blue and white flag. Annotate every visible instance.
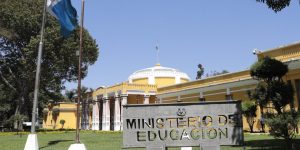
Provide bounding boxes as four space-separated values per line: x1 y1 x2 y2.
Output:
47 0 78 37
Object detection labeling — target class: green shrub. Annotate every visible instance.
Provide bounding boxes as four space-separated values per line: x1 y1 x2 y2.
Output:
265 111 299 149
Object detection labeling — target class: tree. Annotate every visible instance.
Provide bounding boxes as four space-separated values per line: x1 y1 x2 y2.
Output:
196 64 204 79
8 114 28 131
250 56 288 84
59 119 66 129
250 56 298 148
242 101 257 133
256 0 295 13
247 82 268 132
265 112 299 147
250 56 291 114
0 0 99 129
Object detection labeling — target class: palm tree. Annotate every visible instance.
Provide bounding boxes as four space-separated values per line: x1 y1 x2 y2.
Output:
64 90 76 102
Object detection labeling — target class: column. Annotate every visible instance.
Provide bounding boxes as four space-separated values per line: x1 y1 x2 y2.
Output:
92 101 99 130
114 95 121 131
92 102 95 130
105 97 110 131
144 95 150 104
120 94 128 131
199 91 205 101
101 98 106 131
226 88 232 100
177 95 181 102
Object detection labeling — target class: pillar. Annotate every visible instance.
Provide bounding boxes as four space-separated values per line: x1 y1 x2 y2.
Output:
226 88 233 100
177 95 181 102
105 97 110 131
199 91 205 101
120 94 128 131
114 95 121 131
144 95 150 104
101 98 106 131
102 97 110 131
92 101 99 130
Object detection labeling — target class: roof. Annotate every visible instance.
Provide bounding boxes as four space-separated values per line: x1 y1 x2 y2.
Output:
128 64 190 81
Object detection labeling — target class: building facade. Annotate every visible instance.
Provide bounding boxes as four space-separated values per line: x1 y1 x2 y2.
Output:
91 64 191 131
43 102 92 129
43 42 300 132
156 42 300 132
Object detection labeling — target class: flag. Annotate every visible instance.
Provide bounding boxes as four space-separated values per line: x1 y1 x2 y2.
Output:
47 0 78 37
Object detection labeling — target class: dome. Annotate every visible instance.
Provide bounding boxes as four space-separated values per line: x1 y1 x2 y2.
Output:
128 64 190 87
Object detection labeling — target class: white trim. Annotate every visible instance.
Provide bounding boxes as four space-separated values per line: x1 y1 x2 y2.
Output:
126 90 145 95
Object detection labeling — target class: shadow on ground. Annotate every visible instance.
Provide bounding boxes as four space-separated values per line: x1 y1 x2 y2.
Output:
39 140 73 149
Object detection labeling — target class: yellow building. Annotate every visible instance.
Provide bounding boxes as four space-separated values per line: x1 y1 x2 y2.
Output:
42 102 92 130
43 42 300 132
91 64 191 130
43 103 77 129
128 64 190 87
157 42 300 132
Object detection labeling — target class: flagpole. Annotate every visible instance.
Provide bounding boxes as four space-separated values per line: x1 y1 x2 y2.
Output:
24 0 47 149
31 0 47 134
76 0 85 144
156 44 159 65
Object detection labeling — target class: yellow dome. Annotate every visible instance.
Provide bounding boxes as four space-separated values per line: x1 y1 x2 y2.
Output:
128 65 190 87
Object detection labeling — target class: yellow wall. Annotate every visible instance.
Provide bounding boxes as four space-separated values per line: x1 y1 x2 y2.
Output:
43 103 83 129
155 77 176 87
180 78 189 83
257 42 300 62
92 82 157 99
180 93 199 102
57 111 77 129
132 78 148 85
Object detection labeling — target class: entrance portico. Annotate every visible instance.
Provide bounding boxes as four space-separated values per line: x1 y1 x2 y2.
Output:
91 83 157 131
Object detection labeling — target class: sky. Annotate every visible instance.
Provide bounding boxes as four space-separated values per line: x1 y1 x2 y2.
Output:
65 0 300 90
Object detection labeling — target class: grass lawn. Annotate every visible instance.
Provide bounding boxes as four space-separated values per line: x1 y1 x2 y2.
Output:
0 131 299 150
